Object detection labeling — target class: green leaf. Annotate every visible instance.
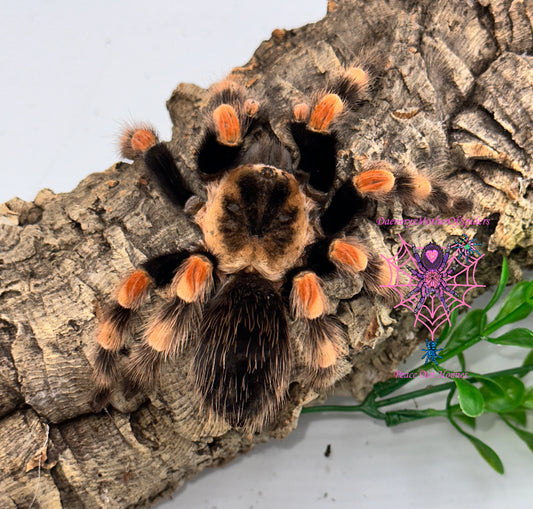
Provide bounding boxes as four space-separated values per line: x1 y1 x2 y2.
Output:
496 281 533 319
456 413 476 430
464 433 505 474
446 387 504 474
445 309 486 353
457 352 466 372
522 387 533 410
522 349 533 368
512 427 533 453
439 309 458 342
502 417 533 453
487 328 533 348
484 258 509 312
502 410 527 427
487 281 533 333
480 375 525 413
470 374 506 395
455 379 485 417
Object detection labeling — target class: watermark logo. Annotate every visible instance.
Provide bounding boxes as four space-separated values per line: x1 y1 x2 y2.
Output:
450 234 482 263
381 234 485 341
394 369 469 379
376 216 491 229
421 338 444 365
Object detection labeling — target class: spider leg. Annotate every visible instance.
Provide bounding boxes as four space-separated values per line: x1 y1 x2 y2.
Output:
120 124 193 208
348 160 469 216
288 270 348 388
296 162 396 297
315 164 432 235
305 236 392 298
406 267 425 280
436 285 451 313
414 285 428 314
440 279 460 299
289 66 371 193
412 246 423 267
326 238 369 277
93 267 155 409
297 315 349 389
442 243 454 265
405 279 424 301
290 270 330 320
92 250 215 409
197 80 262 176
123 253 216 398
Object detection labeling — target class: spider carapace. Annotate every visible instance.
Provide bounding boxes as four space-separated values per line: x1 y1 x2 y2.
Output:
92 67 470 432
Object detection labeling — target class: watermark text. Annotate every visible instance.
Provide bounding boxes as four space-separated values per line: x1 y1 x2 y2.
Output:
376 216 490 229
394 369 468 379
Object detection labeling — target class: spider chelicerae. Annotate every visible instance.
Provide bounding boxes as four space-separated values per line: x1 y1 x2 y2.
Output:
405 243 459 314
92 66 470 432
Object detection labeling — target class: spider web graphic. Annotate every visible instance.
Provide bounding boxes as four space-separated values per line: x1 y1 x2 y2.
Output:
380 234 485 341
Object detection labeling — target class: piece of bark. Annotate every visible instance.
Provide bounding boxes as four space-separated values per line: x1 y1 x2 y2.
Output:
1 0 532 507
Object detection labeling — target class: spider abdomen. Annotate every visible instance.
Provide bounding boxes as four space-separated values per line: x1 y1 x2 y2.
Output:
193 271 291 431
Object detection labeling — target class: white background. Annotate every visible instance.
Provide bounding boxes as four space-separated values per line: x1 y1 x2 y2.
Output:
1 2 532 508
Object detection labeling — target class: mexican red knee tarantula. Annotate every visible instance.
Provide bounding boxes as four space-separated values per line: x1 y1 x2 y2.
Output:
92 66 470 432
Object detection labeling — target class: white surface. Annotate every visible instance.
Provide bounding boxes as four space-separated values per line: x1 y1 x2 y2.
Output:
0 0 325 203
2 2 532 508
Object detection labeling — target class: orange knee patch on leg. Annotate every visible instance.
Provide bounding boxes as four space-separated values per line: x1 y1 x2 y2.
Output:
131 129 157 153
119 125 158 159
308 93 344 132
354 168 395 196
316 339 338 369
293 103 310 123
171 255 214 303
345 67 370 92
413 174 432 201
291 272 328 319
96 319 123 351
145 318 174 353
212 104 242 146
117 269 151 309
329 238 368 274
244 98 260 117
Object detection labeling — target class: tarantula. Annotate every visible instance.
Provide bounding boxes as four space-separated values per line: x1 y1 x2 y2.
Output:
405 243 459 314
92 66 469 432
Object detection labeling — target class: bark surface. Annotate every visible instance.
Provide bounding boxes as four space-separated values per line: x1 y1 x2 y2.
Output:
1 0 532 507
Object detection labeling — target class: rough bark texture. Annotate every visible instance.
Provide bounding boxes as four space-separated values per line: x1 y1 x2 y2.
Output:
1 0 532 507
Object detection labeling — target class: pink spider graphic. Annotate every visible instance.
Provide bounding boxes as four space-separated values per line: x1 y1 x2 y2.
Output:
381 234 485 341
405 243 458 314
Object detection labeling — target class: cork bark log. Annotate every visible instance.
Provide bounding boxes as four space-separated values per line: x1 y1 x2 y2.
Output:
1 0 532 507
